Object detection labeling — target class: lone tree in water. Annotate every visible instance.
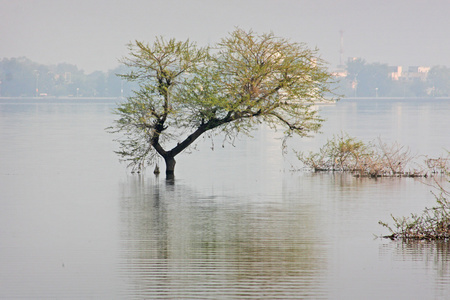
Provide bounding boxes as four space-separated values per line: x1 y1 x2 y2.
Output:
110 29 336 176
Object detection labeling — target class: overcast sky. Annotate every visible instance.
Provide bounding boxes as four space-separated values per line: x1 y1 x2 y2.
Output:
1 0 449 73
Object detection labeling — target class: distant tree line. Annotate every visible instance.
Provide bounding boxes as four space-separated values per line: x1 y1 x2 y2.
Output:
1 56 449 98
0 57 136 97
335 58 450 98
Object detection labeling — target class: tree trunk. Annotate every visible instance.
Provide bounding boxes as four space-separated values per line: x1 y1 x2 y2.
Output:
164 156 176 176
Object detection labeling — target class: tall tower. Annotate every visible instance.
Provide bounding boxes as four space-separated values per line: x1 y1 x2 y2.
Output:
339 30 344 67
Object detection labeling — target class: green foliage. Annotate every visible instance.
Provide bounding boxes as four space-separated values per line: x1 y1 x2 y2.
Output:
109 29 337 173
296 132 373 172
110 38 210 172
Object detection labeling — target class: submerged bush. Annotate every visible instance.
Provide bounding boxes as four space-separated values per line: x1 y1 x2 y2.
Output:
379 161 450 240
379 180 450 240
296 132 447 177
295 132 371 172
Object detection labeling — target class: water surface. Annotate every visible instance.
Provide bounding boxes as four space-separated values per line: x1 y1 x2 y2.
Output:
0 98 449 299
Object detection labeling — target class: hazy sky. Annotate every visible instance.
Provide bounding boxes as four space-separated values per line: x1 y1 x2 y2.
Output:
1 0 449 73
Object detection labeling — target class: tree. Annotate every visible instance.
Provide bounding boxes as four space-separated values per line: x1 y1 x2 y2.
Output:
0 57 38 96
106 65 136 97
109 29 336 176
346 59 391 97
428 66 450 96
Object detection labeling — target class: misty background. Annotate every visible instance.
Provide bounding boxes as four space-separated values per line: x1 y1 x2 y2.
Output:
1 0 449 97
2 0 450 72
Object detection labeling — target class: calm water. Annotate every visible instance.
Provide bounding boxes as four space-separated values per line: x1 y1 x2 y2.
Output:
0 98 449 299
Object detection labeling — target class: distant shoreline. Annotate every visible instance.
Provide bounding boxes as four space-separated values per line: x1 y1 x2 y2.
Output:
1 96 449 101
341 96 450 100
0 96 122 101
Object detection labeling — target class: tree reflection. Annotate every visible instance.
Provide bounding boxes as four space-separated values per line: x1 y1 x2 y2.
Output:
118 176 328 298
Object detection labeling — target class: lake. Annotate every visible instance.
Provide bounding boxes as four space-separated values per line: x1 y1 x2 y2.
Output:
0 97 449 299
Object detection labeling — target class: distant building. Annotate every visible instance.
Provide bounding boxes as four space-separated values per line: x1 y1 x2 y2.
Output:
389 65 430 82
403 66 430 81
388 66 402 81
332 69 347 77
